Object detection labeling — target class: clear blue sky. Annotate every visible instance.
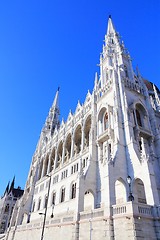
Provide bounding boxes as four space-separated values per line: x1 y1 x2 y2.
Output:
0 0 160 195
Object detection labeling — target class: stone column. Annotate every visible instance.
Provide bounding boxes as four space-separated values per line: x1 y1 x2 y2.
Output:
71 132 74 159
81 124 85 152
47 154 52 174
41 159 45 178
53 148 58 170
61 141 65 165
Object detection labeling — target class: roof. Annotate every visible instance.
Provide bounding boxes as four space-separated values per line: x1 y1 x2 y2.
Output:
143 79 160 93
12 188 24 198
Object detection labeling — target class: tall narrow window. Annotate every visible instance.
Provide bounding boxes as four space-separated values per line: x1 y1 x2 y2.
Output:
136 110 142 127
52 192 56 205
37 198 41 211
71 183 76 199
139 140 142 151
104 113 109 130
38 162 43 180
44 195 48 208
60 188 65 203
4 204 9 213
32 201 35 212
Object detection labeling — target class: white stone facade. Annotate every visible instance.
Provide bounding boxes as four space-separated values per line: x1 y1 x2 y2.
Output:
5 17 160 240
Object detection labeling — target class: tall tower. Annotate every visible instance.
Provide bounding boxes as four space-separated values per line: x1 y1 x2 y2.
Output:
11 89 60 227
95 15 160 239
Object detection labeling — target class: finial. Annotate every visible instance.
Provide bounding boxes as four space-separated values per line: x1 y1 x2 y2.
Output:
109 14 112 19
57 86 60 91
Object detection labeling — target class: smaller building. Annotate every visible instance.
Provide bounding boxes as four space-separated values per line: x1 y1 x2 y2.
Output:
0 177 24 234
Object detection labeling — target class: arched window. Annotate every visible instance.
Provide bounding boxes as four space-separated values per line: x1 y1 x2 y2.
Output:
136 109 142 127
37 198 41 211
98 107 107 135
60 187 65 203
115 179 127 204
84 190 94 211
71 183 76 199
134 179 147 204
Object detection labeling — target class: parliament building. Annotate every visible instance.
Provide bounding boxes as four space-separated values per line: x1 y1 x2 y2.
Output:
4 17 160 240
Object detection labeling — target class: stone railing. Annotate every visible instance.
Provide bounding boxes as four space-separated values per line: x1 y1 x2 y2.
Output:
112 202 153 218
113 205 127 215
137 205 152 216
15 212 75 231
124 77 144 95
80 208 104 220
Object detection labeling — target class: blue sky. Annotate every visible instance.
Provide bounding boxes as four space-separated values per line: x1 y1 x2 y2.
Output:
0 0 160 195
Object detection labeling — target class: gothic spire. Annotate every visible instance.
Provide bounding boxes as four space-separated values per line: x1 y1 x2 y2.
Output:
43 87 60 135
94 72 99 90
3 181 10 196
107 15 116 35
99 16 135 91
52 87 60 111
9 176 15 193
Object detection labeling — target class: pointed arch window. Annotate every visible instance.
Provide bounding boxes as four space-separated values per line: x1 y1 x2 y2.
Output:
134 179 147 204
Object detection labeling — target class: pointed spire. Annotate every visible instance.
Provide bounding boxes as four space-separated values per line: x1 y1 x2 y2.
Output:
52 87 60 111
9 176 15 193
43 87 60 135
107 15 116 35
136 65 141 77
3 181 10 196
94 72 99 91
94 72 98 85
6 181 10 193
